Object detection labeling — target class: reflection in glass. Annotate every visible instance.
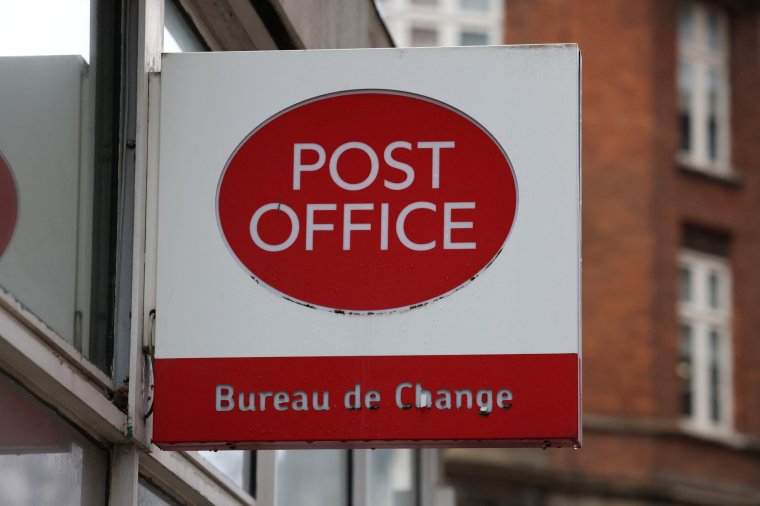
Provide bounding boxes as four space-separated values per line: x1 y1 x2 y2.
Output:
276 450 348 506
460 31 489 46
460 0 489 11
0 1 124 374
678 323 693 417
707 70 720 162
164 0 207 53
709 328 721 422
410 27 438 47
198 450 247 489
0 371 108 505
138 477 181 506
678 61 692 153
708 269 720 308
0 1 90 60
369 449 419 506
707 9 721 50
679 265 692 302
678 5 694 42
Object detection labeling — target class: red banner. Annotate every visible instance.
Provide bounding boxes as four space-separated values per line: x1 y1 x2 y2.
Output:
153 353 579 449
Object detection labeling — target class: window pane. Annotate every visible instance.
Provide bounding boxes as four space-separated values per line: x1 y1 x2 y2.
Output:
678 5 694 43
198 451 248 489
368 449 419 506
0 2 89 345
707 9 721 50
678 324 693 417
709 328 721 422
460 31 489 46
0 1 90 61
707 70 720 162
411 0 437 6
0 371 108 505
678 61 692 153
410 27 438 47
276 450 348 506
460 0 490 11
165 0 207 53
679 265 692 303
708 269 720 308
138 478 181 506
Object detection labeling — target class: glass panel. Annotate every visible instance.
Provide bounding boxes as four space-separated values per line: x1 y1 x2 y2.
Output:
276 450 348 506
678 5 694 43
165 0 207 53
0 1 90 349
0 1 90 61
708 269 720 308
411 0 438 5
460 0 490 11
709 327 721 422
678 323 693 417
460 31 489 46
0 371 108 505
679 265 692 303
0 0 124 376
707 69 720 162
410 27 438 47
678 61 692 153
138 478 181 506
197 451 247 489
368 449 419 506
707 9 721 50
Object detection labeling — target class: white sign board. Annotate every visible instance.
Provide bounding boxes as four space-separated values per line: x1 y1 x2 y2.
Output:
154 45 581 449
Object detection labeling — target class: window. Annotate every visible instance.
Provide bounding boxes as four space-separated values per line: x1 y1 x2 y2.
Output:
0 0 131 378
677 3 730 175
367 449 419 506
460 0 490 11
0 371 109 505
378 0 502 48
164 0 207 53
677 249 732 432
460 30 489 46
263 449 436 505
410 26 438 47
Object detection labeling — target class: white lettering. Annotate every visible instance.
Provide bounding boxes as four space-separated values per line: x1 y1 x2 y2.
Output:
343 203 373 250
305 203 336 250
293 143 326 190
250 203 299 252
417 141 455 189
383 141 414 190
396 202 436 251
330 142 379 191
444 202 476 250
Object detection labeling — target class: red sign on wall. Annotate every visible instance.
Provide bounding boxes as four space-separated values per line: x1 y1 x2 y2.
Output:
0 153 18 258
217 91 517 312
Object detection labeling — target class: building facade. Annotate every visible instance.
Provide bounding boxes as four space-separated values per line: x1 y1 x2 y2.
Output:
443 1 760 504
0 1 457 505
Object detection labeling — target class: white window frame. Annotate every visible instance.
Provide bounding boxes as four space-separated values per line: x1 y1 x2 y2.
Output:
677 250 733 435
677 2 732 176
256 448 454 506
377 0 502 48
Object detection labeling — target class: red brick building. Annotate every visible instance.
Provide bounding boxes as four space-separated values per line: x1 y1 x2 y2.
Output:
444 1 760 504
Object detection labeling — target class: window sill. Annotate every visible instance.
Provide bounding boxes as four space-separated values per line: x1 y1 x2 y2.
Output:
0 288 113 391
675 154 742 188
584 413 760 454
677 419 758 451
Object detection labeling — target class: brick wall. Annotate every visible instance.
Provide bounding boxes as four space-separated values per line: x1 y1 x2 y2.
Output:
444 1 760 503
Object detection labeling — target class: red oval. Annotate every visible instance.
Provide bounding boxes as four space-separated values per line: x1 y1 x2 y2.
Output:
0 152 18 259
217 90 517 313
